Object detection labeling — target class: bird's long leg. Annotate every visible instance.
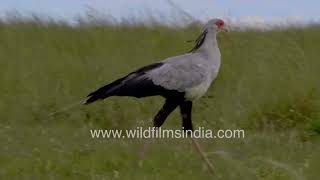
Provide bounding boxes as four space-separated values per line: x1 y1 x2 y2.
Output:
191 137 215 175
179 101 193 131
138 138 154 167
139 98 181 166
180 101 215 175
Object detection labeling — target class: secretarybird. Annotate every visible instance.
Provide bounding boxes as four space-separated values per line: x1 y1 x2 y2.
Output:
84 18 227 174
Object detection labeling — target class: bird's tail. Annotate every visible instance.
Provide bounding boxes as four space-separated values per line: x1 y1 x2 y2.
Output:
48 91 113 116
84 87 114 105
84 91 107 105
49 99 86 116
49 78 125 116
83 77 125 105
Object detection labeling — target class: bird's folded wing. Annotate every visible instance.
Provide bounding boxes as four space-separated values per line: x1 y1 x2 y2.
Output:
146 62 207 92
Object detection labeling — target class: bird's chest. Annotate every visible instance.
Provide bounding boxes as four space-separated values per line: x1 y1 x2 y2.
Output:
184 79 211 101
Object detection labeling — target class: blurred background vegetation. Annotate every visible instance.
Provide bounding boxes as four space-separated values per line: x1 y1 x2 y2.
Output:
0 16 319 179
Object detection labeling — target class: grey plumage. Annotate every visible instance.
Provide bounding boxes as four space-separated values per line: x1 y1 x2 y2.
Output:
83 19 227 174
84 18 227 130
146 19 223 100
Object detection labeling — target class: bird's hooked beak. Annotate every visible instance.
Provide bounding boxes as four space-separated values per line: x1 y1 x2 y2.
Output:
220 26 229 32
215 19 228 32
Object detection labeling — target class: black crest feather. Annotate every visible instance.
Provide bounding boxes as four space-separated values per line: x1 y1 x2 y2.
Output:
189 29 208 53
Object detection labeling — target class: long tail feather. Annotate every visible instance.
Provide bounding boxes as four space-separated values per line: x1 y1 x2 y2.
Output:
84 79 123 105
49 99 87 116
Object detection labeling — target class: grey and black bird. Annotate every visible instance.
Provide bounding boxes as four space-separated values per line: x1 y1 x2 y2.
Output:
84 18 227 174
85 18 226 131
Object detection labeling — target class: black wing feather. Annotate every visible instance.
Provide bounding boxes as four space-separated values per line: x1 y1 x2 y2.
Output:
84 62 165 104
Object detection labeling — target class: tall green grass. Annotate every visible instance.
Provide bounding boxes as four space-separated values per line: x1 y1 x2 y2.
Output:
0 20 319 179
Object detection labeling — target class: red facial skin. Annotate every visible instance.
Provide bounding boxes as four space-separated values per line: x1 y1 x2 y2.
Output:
215 20 225 29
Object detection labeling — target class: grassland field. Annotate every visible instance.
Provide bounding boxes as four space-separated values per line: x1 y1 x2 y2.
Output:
0 20 319 179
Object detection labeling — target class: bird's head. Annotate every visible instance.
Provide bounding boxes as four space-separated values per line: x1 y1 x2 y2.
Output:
204 18 228 32
188 18 227 52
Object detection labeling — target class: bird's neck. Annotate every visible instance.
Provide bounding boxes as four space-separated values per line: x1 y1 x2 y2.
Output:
198 30 221 72
198 31 218 54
